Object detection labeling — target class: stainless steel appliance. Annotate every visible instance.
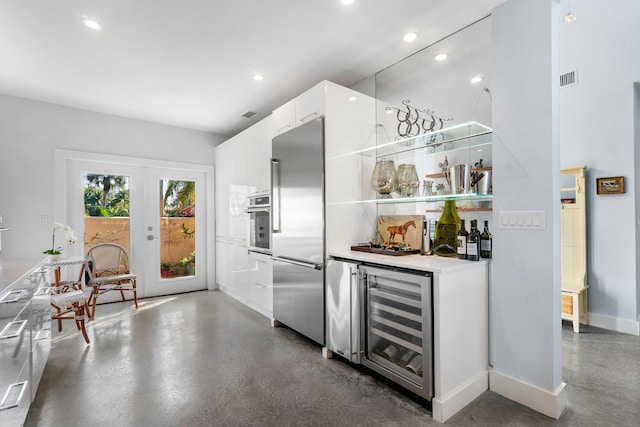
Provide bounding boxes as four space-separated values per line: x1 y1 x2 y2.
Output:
245 192 271 254
360 264 433 401
326 258 360 362
271 117 325 345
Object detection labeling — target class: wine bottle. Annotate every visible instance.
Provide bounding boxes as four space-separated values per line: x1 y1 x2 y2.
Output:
457 219 468 259
467 219 480 261
433 199 460 257
480 220 493 259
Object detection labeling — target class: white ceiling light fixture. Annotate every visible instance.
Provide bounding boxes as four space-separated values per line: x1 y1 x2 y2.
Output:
434 52 448 61
81 17 102 30
471 75 483 84
403 32 418 43
340 0 355 5
252 74 265 81
348 96 357 101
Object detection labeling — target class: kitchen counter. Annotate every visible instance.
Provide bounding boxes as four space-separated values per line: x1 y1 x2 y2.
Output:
329 250 488 273
0 256 49 294
328 248 489 422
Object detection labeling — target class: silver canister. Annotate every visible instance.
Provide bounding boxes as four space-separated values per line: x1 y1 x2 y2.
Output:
473 167 492 195
448 163 472 194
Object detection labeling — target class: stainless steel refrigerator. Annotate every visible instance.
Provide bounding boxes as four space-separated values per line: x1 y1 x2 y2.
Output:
271 117 325 345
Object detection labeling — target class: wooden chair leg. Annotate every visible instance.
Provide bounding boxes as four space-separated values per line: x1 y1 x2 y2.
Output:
132 280 139 309
91 287 98 319
75 302 90 344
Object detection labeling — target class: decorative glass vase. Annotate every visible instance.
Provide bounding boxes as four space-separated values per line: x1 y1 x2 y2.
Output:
371 160 398 198
432 199 461 257
397 164 420 197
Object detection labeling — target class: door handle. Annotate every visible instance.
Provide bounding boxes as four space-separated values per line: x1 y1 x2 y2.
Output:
271 159 281 233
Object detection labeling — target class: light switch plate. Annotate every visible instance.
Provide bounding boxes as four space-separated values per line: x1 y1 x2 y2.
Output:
499 211 545 230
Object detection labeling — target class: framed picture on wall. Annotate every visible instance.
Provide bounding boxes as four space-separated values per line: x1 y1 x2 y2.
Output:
596 176 625 195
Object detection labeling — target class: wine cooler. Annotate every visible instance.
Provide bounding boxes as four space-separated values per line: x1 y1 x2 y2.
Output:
359 264 433 401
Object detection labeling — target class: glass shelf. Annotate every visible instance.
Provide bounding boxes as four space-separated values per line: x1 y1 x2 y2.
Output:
355 121 492 159
356 193 493 205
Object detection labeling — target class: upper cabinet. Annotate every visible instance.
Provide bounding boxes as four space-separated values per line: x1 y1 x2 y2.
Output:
215 116 272 242
271 82 325 137
246 117 272 192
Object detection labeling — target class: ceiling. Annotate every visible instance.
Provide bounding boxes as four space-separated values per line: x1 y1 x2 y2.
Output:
0 0 505 138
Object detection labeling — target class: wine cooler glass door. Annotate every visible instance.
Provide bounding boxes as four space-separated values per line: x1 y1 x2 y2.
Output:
360 265 433 400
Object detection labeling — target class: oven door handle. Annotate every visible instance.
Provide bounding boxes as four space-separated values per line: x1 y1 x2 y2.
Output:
245 207 271 214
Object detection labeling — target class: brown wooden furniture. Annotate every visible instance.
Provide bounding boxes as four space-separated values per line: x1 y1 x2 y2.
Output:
48 257 91 343
85 243 139 318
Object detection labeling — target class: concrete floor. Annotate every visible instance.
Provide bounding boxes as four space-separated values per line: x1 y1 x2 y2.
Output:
25 290 640 426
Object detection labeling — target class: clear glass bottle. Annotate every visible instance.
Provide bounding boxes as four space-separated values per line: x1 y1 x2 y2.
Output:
480 220 493 259
467 219 481 261
397 164 420 197
457 219 468 260
433 199 460 257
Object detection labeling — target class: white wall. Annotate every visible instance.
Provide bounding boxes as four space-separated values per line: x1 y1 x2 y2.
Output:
0 94 223 258
559 0 640 334
490 0 565 418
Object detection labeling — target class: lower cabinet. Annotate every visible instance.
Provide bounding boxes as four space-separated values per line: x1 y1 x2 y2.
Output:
0 258 51 426
215 241 273 319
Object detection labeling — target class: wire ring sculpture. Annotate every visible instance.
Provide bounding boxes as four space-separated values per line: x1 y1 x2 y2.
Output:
386 100 453 147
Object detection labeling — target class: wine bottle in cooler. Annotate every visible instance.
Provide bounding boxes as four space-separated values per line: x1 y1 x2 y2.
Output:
481 220 493 259
457 219 468 259
467 219 481 261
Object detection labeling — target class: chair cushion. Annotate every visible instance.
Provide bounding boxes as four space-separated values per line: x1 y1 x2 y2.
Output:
51 290 87 307
92 273 137 285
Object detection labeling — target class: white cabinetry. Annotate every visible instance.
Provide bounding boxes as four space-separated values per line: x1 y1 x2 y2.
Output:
246 118 272 192
0 258 51 427
271 82 325 137
215 115 273 318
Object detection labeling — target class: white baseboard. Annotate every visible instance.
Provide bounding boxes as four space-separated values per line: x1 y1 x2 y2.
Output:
489 370 566 419
432 370 488 423
587 312 640 336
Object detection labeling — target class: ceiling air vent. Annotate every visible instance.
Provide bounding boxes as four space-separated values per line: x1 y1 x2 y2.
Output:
241 111 260 119
560 69 578 88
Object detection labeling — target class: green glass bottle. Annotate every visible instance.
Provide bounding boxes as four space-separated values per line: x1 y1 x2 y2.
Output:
433 199 460 257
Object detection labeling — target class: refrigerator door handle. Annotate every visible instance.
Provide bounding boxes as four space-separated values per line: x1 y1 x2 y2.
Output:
270 158 281 233
271 256 323 270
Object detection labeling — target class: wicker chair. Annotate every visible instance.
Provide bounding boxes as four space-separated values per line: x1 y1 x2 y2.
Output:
85 243 139 319
51 290 90 343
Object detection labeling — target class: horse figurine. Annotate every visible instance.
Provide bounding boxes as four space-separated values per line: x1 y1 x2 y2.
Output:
387 220 416 243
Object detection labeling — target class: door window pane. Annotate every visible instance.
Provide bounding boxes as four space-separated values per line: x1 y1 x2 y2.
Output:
84 174 131 252
160 180 196 278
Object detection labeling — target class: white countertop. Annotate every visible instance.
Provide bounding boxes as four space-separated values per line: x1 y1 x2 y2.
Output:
329 250 488 273
0 256 49 294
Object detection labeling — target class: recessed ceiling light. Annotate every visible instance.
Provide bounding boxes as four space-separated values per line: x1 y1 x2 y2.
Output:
403 32 418 43
81 18 101 30
253 74 265 81
471 76 483 84
434 53 448 61
385 107 394 114
348 96 357 101
340 0 355 5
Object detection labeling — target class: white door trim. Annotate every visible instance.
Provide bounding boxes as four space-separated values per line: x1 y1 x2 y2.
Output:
54 149 216 294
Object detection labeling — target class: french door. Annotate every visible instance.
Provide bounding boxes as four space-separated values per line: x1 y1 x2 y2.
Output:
64 156 210 299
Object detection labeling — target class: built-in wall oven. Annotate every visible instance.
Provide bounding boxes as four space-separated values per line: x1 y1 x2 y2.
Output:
246 192 270 254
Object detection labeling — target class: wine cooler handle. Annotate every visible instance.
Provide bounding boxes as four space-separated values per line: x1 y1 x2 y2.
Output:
271 158 281 233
